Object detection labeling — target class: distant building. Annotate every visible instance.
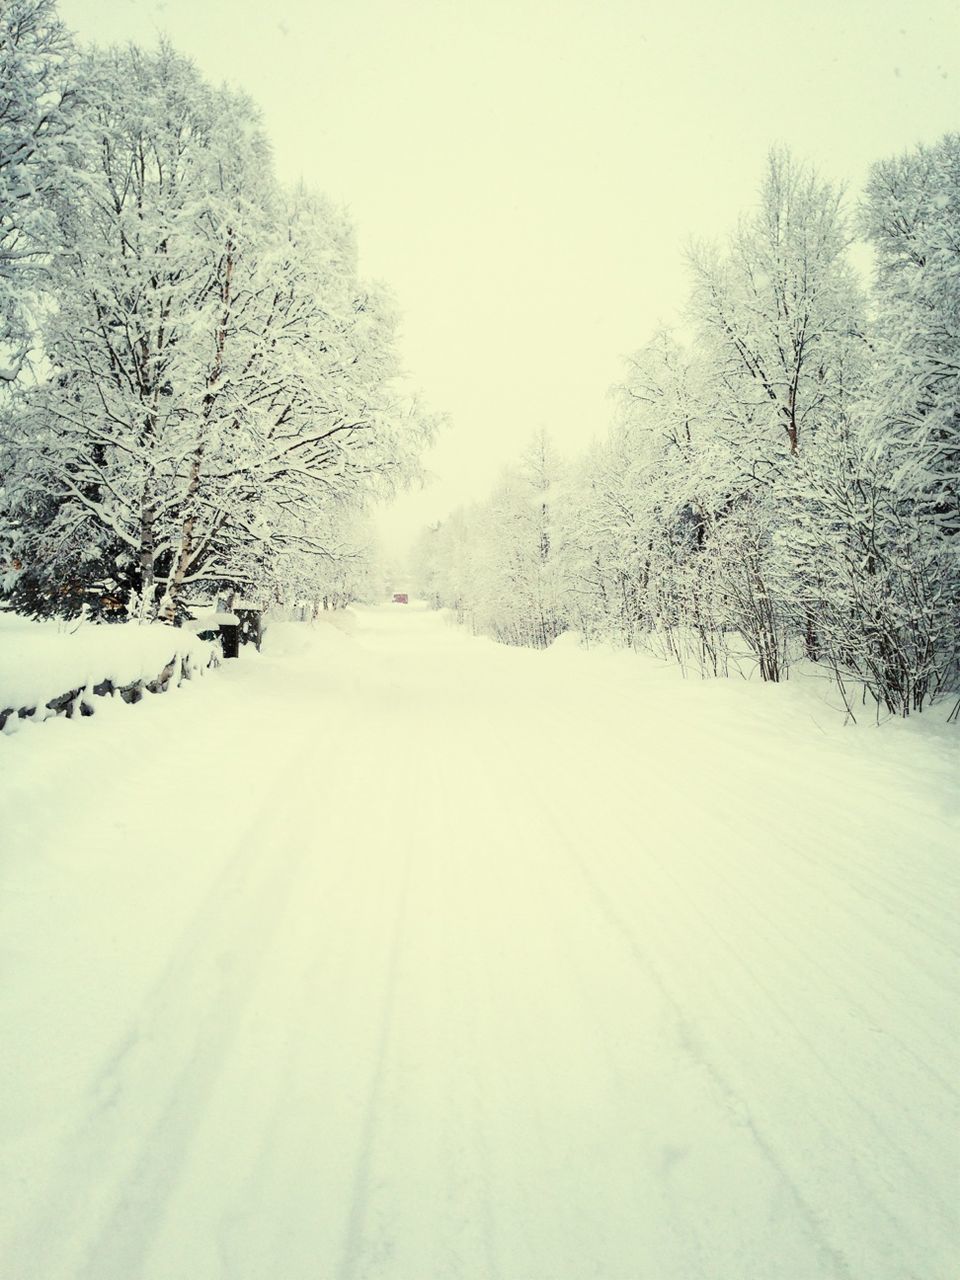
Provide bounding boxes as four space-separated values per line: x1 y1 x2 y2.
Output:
392 593 409 604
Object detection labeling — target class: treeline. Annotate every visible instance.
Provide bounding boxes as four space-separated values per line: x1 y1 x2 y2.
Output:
415 145 959 717
0 0 432 623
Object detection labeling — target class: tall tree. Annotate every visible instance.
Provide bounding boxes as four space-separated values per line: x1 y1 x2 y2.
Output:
862 134 960 543
689 149 862 470
0 0 77 383
3 43 431 620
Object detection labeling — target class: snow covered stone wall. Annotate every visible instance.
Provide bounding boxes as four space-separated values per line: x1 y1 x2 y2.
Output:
0 616 218 733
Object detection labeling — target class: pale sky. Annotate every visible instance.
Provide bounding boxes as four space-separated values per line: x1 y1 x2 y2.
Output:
59 0 960 556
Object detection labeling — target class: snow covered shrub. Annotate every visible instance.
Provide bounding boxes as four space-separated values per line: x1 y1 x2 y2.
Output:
775 434 958 715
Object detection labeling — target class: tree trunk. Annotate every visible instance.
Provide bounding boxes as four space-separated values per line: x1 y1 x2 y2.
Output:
138 494 156 622
160 452 201 622
804 609 819 662
163 229 234 623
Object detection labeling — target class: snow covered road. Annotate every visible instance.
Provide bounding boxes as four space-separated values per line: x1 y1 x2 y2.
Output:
2 607 958 1279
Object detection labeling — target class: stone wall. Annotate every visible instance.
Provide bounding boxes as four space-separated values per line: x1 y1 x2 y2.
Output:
0 647 219 733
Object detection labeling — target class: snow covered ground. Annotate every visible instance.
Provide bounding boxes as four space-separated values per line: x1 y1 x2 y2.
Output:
1 605 957 1280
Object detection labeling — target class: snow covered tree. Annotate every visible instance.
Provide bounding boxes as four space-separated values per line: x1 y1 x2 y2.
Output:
600 330 732 670
413 434 567 646
2 42 432 621
2 44 269 616
688 149 862 466
0 0 77 384
153 180 427 620
683 149 866 676
269 505 383 614
456 433 566 647
412 506 478 622
775 135 960 715
807 133 960 713
862 135 960 542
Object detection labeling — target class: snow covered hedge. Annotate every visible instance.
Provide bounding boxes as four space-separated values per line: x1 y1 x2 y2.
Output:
0 616 217 733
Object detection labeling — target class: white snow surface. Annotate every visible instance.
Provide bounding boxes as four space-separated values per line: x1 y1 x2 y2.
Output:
1 605 957 1280
0 614 215 715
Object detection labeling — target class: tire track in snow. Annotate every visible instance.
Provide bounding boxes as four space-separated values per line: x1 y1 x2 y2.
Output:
6 612 956 1280
73 827 320 1280
335 835 414 1280
435 723 703 1277
552 825 858 1280
471 712 860 1277
5 708 350 1280
517 685 959 1092
426 728 504 1280
491 707 955 1278
574 755 960 1116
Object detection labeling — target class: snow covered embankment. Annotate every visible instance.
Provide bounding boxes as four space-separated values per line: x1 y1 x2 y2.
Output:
0 616 217 733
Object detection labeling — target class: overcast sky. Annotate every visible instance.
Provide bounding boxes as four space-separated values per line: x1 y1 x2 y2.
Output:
59 0 959 556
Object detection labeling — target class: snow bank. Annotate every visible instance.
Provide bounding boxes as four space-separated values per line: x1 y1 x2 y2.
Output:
545 629 584 653
259 617 360 664
317 606 359 636
0 614 215 724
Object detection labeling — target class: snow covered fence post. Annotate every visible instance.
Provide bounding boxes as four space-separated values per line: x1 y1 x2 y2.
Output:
219 622 240 660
